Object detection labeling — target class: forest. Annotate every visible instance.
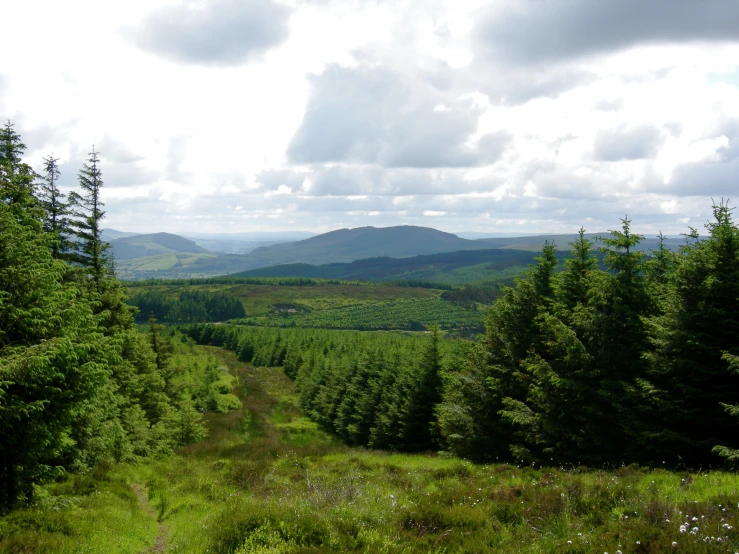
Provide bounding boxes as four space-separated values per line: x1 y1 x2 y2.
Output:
2 122 739 552
183 212 739 467
0 123 241 510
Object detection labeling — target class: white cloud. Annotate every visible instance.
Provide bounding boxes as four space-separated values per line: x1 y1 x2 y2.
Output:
2 0 739 235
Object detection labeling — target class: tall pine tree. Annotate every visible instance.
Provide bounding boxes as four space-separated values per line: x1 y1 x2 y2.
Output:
69 148 110 282
37 154 74 260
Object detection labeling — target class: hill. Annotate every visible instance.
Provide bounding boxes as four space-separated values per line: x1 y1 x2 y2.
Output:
110 232 210 260
243 225 492 267
239 226 679 270
101 228 139 241
232 248 547 286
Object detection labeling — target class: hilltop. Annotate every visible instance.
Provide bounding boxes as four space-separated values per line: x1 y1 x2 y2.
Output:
110 232 209 260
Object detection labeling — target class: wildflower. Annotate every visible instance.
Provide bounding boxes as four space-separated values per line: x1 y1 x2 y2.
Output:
672 542 678 548
680 524 687 533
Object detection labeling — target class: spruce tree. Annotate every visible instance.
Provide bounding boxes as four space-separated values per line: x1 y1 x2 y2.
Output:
713 352 739 462
647 201 739 463
37 154 74 260
69 148 111 282
401 326 443 450
584 217 651 461
0 121 40 224
557 227 598 313
0 199 111 509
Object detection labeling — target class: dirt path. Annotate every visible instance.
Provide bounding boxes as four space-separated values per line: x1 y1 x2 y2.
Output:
131 483 167 554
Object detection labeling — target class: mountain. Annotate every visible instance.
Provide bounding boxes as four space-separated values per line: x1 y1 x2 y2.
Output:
101 228 139 242
110 232 210 260
243 226 493 268
232 248 549 285
182 231 316 241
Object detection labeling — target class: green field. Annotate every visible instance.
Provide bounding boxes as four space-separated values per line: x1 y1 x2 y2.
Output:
126 282 443 318
240 297 484 332
3 345 738 553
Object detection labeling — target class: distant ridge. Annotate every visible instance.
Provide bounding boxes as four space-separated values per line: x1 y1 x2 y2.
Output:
110 232 209 260
243 225 492 267
101 228 139 242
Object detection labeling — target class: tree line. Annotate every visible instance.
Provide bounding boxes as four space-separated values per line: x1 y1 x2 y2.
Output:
181 324 446 451
129 289 246 324
186 207 739 467
0 123 237 511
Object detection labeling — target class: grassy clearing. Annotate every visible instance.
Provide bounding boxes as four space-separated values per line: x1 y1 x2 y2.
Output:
2 347 739 553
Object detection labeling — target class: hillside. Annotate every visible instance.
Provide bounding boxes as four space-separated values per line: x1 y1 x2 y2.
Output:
232 248 549 285
110 232 210 260
112 227 682 281
243 225 491 267
240 226 679 270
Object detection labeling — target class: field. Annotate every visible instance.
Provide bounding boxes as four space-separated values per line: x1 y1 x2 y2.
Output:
116 253 261 281
243 297 485 332
126 282 443 318
2 345 738 553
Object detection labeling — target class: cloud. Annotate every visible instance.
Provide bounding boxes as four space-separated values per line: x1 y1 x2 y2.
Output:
287 64 510 168
0 74 7 111
97 136 145 164
134 0 291 66
593 125 665 161
476 0 739 64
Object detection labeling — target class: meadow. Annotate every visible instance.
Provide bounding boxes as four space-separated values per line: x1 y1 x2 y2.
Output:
2 345 738 554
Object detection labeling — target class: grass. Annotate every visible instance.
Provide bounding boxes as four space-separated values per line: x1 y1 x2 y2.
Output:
2 346 739 553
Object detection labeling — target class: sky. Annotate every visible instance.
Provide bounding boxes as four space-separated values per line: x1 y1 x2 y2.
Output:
2 0 739 236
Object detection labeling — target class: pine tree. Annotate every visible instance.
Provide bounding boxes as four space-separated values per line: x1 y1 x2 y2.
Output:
37 154 74 260
69 148 111 282
713 352 739 462
647 201 739 463
0 200 111 509
557 227 598 313
532 241 558 302
0 121 40 224
401 326 443 450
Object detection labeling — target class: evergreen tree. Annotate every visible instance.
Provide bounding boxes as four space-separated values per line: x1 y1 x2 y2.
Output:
713 352 739 462
37 154 74 260
401 326 443 450
581 217 651 461
0 200 111 509
69 148 110 282
148 315 174 372
0 121 40 224
532 241 558 302
557 227 598 313
647 201 739 463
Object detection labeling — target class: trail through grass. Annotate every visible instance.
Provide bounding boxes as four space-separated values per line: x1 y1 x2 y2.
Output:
132 484 167 553
2 346 739 553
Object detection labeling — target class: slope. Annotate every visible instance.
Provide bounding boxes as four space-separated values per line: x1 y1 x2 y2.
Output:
243 225 492 267
110 232 210 260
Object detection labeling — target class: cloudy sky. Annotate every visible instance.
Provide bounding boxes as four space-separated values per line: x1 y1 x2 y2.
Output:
3 0 739 236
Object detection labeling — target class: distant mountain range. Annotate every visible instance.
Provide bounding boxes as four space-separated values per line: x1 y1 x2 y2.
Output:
242 226 494 267
232 248 554 286
108 225 680 281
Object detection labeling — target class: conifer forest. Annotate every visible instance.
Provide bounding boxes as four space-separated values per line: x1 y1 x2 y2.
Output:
2 120 739 554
